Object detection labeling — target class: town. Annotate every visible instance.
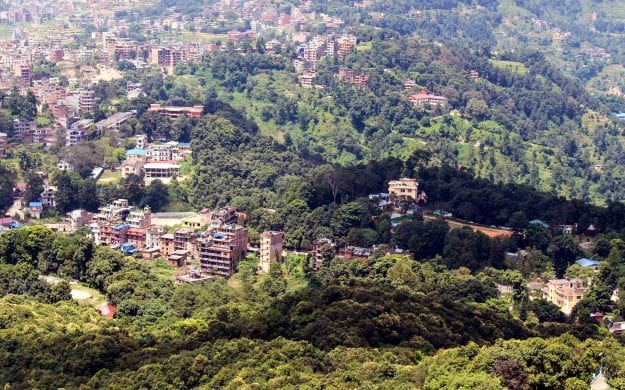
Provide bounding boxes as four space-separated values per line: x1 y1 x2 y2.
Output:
1 0 625 388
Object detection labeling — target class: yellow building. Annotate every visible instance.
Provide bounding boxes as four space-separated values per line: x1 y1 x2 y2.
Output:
547 278 587 315
388 178 419 201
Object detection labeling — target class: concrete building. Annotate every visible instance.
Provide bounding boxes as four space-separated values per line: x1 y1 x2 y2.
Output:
147 104 204 119
68 209 92 231
126 206 151 228
0 132 7 156
150 46 184 68
199 224 248 278
29 202 43 219
95 112 133 132
134 134 148 149
258 231 284 273
19 65 31 87
143 162 180 180
312 238 335 271
408 90 448 108
388 178 419 201
546 278 587 315
79 90 96 113
121 161 144 178
13 118 34 141
41 186 56 208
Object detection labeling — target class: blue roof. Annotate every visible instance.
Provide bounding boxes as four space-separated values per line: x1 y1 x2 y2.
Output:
126 148 147 156
121 242 135 248
178 142 191 148
213 232 226 239
8 221 21 228
576 258 599 267
29 202 43 207
529 219 549 227
114 224 129 231
614 113 625 119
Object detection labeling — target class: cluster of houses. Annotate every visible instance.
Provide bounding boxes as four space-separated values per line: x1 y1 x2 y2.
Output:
522 258 602 315
121 134 191 184
46 201 285 282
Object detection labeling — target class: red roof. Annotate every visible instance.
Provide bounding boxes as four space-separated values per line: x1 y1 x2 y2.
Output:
98 303 117 319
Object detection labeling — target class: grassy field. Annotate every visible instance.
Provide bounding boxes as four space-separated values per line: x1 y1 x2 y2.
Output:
489 59 529 74
144 257 177 280
356 41 373 52
98 169 121 184
71 284 106 308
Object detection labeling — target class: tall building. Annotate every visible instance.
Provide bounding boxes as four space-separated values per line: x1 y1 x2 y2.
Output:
150 46 184 68
198 224 248 278
19 65 31 87
258 231 284 273
79 90 96 113
0 132 7 156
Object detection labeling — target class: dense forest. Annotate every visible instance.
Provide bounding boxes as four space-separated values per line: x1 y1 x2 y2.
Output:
2 224 624 388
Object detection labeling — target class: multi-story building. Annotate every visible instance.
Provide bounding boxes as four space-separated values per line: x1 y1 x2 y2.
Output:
160 233 176 258
95 112 133 132
546 278 587 315
146 225 168 249
66 119 93 146
41 186 56 208
299 71 316 88
79 90 96 113
258 231 283 273
174 228 196 254
13 118 34 141
126 206 151 228
198 224 248 278
0 132 7 156
388 178 419 202
147 104 204 119
68 209 92 231
134 134 148 149
150 46 184 68
143 162 180 181
19 65 31 86
408 90 448 108
312 238 335 271
208 206 238 227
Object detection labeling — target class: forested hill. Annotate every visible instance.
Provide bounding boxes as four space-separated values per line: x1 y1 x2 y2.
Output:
133 0 625 205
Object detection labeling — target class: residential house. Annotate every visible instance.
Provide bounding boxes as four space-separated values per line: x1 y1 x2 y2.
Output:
95 112 133 132
546 278 587 315
575 258 600 272
41 186 56 207
160 233 176 258
312 238 335 271
147 104 204 119
408 90 448 108
143 162 180 182
198 224 248 278
29 201 43 219
0 132 7 156
121 161 144 178
388 178 419 202
68 209 92 230
609 321 625 336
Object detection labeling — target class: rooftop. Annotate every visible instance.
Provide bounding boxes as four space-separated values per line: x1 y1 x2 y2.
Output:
576 258 599 267
126 148 147 156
